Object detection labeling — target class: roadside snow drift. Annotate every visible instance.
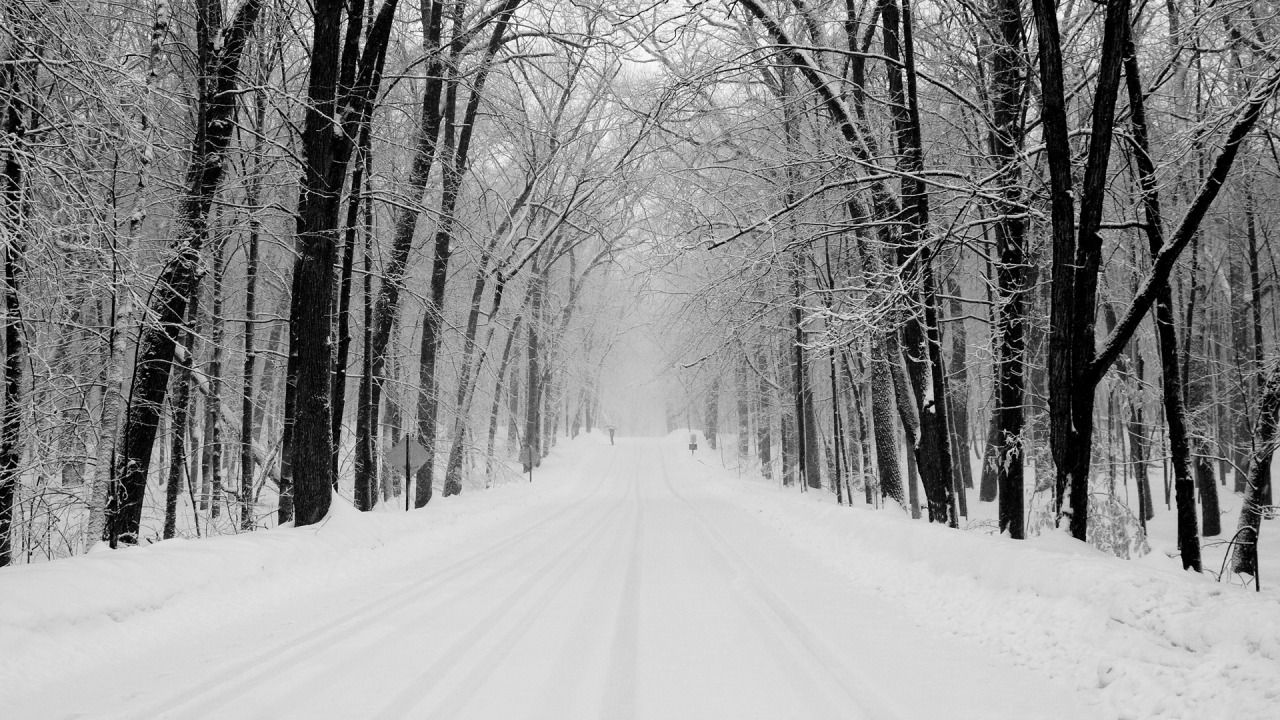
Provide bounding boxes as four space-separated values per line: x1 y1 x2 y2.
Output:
0 433 1275 719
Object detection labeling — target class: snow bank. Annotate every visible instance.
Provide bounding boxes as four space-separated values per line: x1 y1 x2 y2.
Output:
0 433 607 699
679 441 1280 720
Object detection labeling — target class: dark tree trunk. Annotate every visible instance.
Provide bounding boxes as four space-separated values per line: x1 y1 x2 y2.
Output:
0 88 24 564
984 0 1028 538
105 0 263 544
164 321 193 540
946 285 973 490
278 302 297 523
882 0 955 524
828 345 845 503
843 351 875 504
201 239 226 519
507 370 521 458
736 355 751 462
978 420 1000 503
780 410 797 486
289 0 397 526
1196 452 1221 537
1122 34 1200 570
380 324 402 501
737 0 928 511
755 349 773 480
1129 354 1155 522
360 178 376 505
1033 0 1127 541
354 0 446 510
1230 251 1253 491
1232 363 1280 575
239 162 261 531
522 260 545 476
1246 192 1271 508
331 125 372 483
705 377 720 451
869 339 904 505
412 0 521 504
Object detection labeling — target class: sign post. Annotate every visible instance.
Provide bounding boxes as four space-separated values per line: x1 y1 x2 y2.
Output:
385 435 431 511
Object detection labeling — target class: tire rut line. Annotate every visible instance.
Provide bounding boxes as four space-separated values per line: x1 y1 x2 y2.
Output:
434 459 643 720
371 475 635 719
656 449 899 720
599 447 643 720
124 451 621 719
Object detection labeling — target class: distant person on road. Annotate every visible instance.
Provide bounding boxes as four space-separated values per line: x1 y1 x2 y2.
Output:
607 425 616 445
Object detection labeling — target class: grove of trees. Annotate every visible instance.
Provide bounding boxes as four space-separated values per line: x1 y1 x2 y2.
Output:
2 0 1279 582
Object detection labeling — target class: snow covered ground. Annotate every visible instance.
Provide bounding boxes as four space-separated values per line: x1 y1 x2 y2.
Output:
1 433 1276 718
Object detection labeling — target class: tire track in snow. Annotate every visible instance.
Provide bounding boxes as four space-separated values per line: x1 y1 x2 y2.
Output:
118 451 620 719
599 451 642 720
656 449 901 720
369 471 635 719
429 460 644 720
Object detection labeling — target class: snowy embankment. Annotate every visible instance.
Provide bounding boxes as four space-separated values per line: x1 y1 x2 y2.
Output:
0 441 594 700
4 432 1278 719
683 440 1280 720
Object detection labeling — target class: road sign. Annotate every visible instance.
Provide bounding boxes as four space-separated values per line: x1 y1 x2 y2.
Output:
385 436 431 474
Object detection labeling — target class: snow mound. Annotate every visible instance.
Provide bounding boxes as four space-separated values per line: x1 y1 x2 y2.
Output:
683 453 1280 720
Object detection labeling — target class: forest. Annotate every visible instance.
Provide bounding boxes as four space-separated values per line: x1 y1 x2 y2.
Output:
1 0 1279 586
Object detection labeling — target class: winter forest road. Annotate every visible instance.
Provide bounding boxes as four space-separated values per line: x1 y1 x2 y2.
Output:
9 438 1090 719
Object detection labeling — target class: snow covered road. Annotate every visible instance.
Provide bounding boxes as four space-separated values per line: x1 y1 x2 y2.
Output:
5 437 1094 719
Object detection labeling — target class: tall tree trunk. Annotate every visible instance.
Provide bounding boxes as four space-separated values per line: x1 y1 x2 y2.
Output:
1231 363 1280 575
0 88 24 565
354 0 446 510
1230 250 1253 490
981 0 1028 539
1196 451 1221 537
828 345 846 503
201 238 226 519
843 350 876 504
238 176 261 531
1129 353 1155 522
104 0 264 544
507 369 521 458
882 0 955 524
164 318 193 540
736 355 751 463
756 348 774 480
412 0 522 505
380 323 402 501
978 419 1000 503
705 377 720 451
332 125 372 483
869 339 905 505
288 0 345 525
1122 33 1200 569
522 260 545 475
1246 191 1270 507
1033 0 1128 540
486 314 524 486
288 0 398 525
946 286 973 490
779 336 797 487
